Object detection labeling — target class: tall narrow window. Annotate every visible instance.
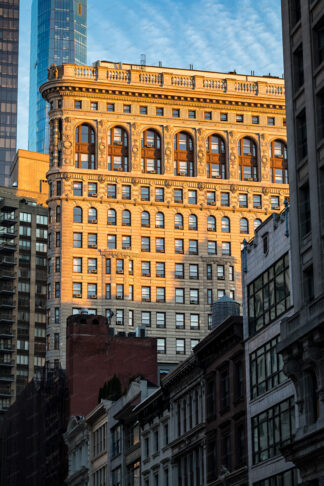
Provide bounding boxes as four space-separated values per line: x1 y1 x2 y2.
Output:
238 137 258 181
141 129 162 174
174 132 194 177
206 134 226 179
270 140 288 184
108 126 129 171
75 124 96 169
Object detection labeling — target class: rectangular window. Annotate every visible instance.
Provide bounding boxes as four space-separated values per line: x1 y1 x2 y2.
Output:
189 264 199 280
75 100 82 109
190 289 199 304
176 339 185 355
142 261 151 277
188 110 196 119
55 308 60 324
208 314 212 330
267 117 275 126
252 116 259 124
220 113 228 121
155 187 164 202
55 257 60 272
250 335 286 399
175 239 184 254
122 185 131 200
157 338 166 354
175 263 184 279
91 101 98 111
313 16 324 68
108 184 117 198
142 286 151 302
88 283 97 299
190 314 199 329
208 241 217 255
173 109 180 117
56 232 61 247
239 194 248 208
129 310 134 326
205 111 212 120
248 253 291 335
176 313 185 329
222 242 231 256
124 104 131 113
175 288 185 304
88 233 97 249
116 309 124 325
106 258 111 274
156 287 165 302
207 264 212 280
188 190 197 204
116 284 124 299
73 257 82 273
142 311 151 327
207 288 213 304
254 469 298 486
106 284 111 299
156 238 165 253
122 235 131 249
156 262 165 278
141 186 150 201
73 232 82 248
271 196 280 209
88 182 97 197
55 282 60 298
156 107 164 116
293 44 304 93
107 235 116 249
206 191 216 205
116 259 124 274
252 397 295 464
73 282 82 298
253 195 262 208
299 183 311 236
140 106 148 115
217 265 225 279
141 237 150 252
221 192 230 206
236 114 244 123
107 103 115 112
129 260 134 275
174 189 183 203
156 312 166 328
88 258 97 274
189 240 198 255
229 266 234 281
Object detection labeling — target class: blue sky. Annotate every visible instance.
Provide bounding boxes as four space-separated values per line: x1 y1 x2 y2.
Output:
17 0 283 150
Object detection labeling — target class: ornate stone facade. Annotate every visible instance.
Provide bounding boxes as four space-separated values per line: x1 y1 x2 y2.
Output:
40 61 289 372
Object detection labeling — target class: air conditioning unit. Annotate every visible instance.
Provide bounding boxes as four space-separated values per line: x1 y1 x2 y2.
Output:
272 206 280 210
116 270 124 274
89 295 97 299
156 249 164 253
142 297 151 302
142 272 150 277
218 276 225 280
114 141 123 146
89 193 97 197
247 177 254 181
254 205 261 209
175 225 183 230
89 269 97 274
89 219 97 224
176 250 184 254
146 143 154 148
190 300 198 304
123 246 131 250
116 167 123 171
214 175 222 179
156 298 165 303
73 294 82 298
88 244 97 248
208 201 216 206
116 295 123 300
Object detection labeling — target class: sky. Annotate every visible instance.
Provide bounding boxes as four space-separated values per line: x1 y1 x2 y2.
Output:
17 0 284 150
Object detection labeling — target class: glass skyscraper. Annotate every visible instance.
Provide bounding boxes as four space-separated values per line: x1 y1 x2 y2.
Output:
28 0 87 154
0 0 19 186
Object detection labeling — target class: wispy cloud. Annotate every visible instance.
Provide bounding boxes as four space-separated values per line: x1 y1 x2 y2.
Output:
17 0 283 150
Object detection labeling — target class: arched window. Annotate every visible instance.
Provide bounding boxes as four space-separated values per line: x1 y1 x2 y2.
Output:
108 126 129 172
56 205 61 223
270 140 288 184
141 129 162 174
156 212 164 228
221 217 230 233
240 218 249 234
174 132 194 177
122 210 131 226
73 206 82 223
188 214 198 230
254 219 262 230
75 124 96 169
207 216 216 232
175 213 184 229
206 134 226 179
238 137 258 181
141 211 150 228
108 209 116 225
88 207 97 224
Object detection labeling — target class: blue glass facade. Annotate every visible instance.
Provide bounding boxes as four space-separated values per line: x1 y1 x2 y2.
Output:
28 0 87 153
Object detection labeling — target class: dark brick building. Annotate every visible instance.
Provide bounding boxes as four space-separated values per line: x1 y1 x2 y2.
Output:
66 313 157 416
195 315 247 486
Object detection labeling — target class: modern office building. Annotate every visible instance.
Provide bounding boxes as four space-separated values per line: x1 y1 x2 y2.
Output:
40 61 289 372
0 0 19 186
279 1 324 482
0 187 47 414
28 0 87 154
242 208 298 486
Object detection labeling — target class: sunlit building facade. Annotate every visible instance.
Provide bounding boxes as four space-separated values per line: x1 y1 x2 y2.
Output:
28 0 87 154
40 61 289 373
